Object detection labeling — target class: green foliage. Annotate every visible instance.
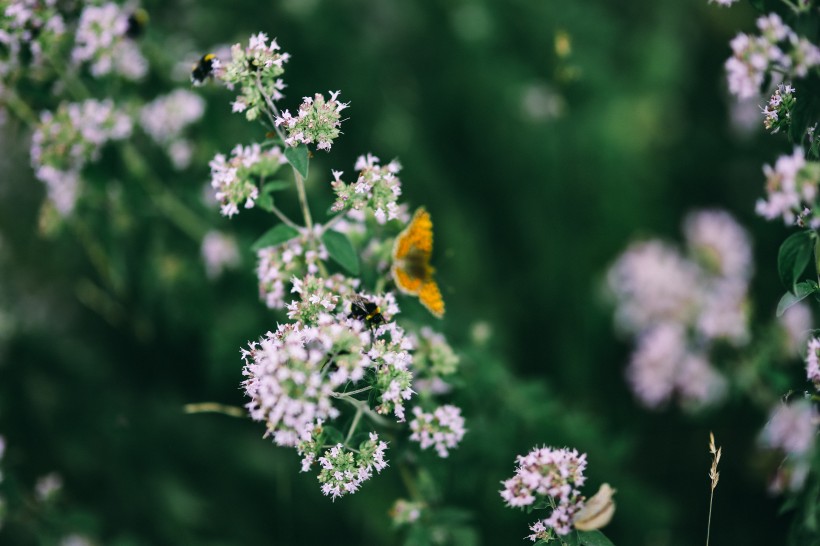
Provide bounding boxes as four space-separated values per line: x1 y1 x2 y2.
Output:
790 73 820 144
251 223 300 251
777 230 815 291
284 145 309 180
776 280 818 316
577 530 616 546
0 0 808 544
321 229 360 275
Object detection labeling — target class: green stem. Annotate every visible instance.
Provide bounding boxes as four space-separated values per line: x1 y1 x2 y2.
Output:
1 88 38 125
43 51 209 243
43 50 91 99
255 75 286 137
69 218 123 295
330 386 372 398
270 203 301 229
340 396 392 427
75 277 127 326
120 143 210 241
398 462 422 502
293 168 330 277
183 402 246 418
254 78 330 276
375 276 387 294
345 406 363 445
321 212 347 234
779 0 809 13
293 170 314 234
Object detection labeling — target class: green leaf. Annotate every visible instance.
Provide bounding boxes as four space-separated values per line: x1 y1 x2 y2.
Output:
561 532 580 546
577 530 616 546
284 145 309 179
815 235 820 287
778 230 815 290
776 281 819 317
263 180 291 193
321 229 360 275
256 192 274 212
250 223 300 251
322 426 344 446
789 73 820 143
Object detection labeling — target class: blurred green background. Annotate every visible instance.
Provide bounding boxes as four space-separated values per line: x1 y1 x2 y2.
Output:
0 0 801 544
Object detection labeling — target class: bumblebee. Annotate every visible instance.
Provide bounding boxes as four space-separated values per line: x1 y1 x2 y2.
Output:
349 295 385 328
125 9 149 38
191 53 216 85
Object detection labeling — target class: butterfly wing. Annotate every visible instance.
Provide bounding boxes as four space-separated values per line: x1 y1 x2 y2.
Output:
393 265 425 294
419 279 445 318
392 208 433 294
393 208 433 260
391 208 444 318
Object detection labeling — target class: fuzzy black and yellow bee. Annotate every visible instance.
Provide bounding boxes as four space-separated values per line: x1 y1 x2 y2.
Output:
349 295 385 328
125 8 149 39
191 53 216 85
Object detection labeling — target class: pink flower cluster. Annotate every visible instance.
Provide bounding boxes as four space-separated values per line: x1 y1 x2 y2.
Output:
500 446 587 538
607 210 751 410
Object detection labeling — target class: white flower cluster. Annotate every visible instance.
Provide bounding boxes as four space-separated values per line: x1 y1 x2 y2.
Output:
256 227 333 309
806 338 820 389
756 147 820 227
760 401 818 492
500 446 587 539
34 472 62 502
330 153 407 224
286 275 348 326
316 433 388 500
627 324 727 409
139 89 206 170
219 32 289 121
275 91 349 151
59 535 94 546
608 210 752 409
208 143 287 217
242 279 416 432
200 230 240 279
762 83 795 134
390 499 424 525
242 322 344 448
0 0 66 78
369 322 415 421
216 33 465 504
779 302 812 357
31 99 132 216
708 0 738 5
71 2 147 80
726 13 820 99
409 404 466 457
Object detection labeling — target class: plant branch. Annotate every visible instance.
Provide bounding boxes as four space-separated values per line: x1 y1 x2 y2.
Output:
184 402 246 418
345 406 363 445
270 203 301 229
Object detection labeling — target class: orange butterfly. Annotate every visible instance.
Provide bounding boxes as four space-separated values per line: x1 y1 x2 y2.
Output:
391 208 445 318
